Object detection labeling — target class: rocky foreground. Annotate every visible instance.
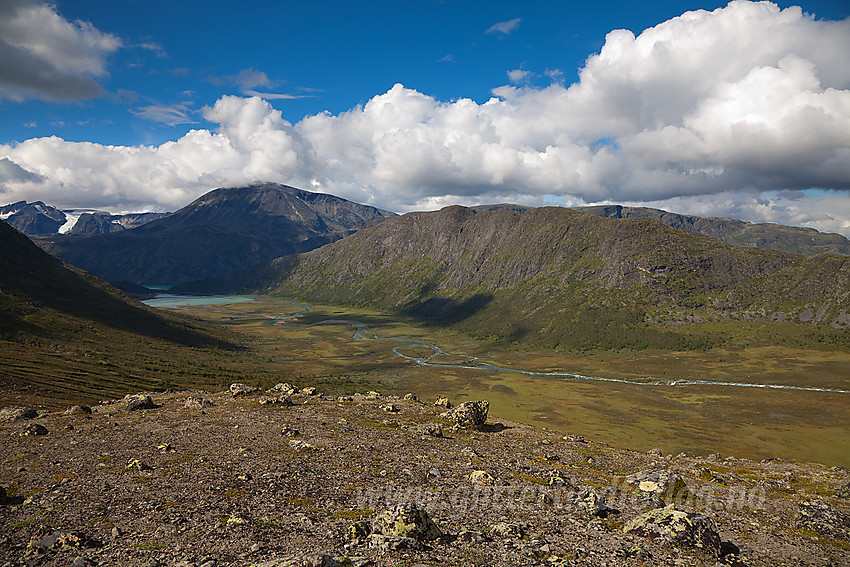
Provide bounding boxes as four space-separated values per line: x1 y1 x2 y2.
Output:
1 387 849 567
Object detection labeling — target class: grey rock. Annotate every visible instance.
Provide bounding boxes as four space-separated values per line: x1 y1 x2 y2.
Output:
125 394 156 411
439 400 489 428
0 406 38 421
268 383 298 395
65 405 92 415
230 383 259 396
624 504 721 555
371 503 442 541
20 423 48 436
183 396 213 409
794 499 850 539
625 469 689 501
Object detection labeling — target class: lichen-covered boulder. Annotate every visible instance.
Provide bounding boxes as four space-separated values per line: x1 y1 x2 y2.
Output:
624 504 721 554
230 383 259 396
371 503 442 541
125 394 156 411
0 406 38 422
440 400 489 428
625 469 689 501
434 396 452 409
268 383 298 395
20 423 48 436
794 499 850 539
64 405 92 415
572 488 612 517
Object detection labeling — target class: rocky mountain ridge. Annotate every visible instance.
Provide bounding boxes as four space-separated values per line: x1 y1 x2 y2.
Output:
575 204 850 257
36 184 395 285
0 201 167 236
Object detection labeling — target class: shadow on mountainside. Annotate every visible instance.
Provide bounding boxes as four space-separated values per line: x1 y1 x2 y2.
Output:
401 293 494 326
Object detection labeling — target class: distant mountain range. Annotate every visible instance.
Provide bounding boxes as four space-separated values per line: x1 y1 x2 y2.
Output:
202 205 849 351
471 204 850 256
35 183 394 285
0 200 168 236
575 205 850 256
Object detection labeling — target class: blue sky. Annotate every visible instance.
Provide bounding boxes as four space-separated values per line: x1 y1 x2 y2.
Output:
1 0 850 236
5 0 846 146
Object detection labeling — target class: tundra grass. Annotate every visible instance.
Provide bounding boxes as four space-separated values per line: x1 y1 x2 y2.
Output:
167 297 850 467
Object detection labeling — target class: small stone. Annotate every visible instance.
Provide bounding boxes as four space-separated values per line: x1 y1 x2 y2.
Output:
364 391 381 400
230 383 259 396
183 396 213 409
157 443 173 452
544 453 559 462
20 423 48 436
65 405 92 416
489 522 525 539
28 529 100 552
417 424 443 438
289 439 316 450
434 396 452 409
258 395 293 406
281 426 300 437
403 393 420 402
301 387 317 395
468 470 495 485
378 402 399 413
126 458 152 472
565 434 586 443
71 558 95 567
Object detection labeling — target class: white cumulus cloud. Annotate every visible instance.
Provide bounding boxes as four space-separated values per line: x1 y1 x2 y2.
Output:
1 1 849 237
0 0 121 101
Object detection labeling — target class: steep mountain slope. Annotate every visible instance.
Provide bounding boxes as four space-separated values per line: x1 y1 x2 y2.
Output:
0 219 246 401
0 220 227 347
240 206 849 350
576 204 850 256
38 183 394 284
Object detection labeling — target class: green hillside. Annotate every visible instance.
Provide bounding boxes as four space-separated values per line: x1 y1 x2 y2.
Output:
239 206 849 351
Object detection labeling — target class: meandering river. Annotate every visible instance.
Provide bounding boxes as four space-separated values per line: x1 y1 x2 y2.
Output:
146 295 850 395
